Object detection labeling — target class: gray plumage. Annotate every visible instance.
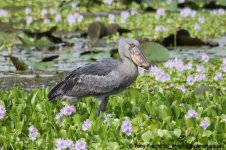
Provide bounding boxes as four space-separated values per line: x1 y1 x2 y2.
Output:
48 38 150 115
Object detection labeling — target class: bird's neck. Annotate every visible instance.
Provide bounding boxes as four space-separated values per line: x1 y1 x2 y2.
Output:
120 57 138 73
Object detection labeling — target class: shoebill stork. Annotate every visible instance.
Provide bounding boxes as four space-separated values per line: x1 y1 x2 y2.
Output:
48 38 150 115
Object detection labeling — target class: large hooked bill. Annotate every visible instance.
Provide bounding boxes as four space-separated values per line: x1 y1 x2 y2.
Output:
130 47 150 69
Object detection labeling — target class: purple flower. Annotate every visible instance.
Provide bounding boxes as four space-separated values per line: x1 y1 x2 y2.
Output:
156 73 170 82
26 16 33 25
120 11 130 23
156 8 165 18
0 9 10 17
121 119 132 136
190 10 197 17
212 9 225 15
60 105 75 116
196 65 205 73
74 13 83 22
0 105 6 120
28 125 39 141
187 75 195 85
56 113 63 122
67 12 83 25
108 14 115 23
67 13 75 25
43 18 50 24
180 8 196 17
56 139 74 150
180 8 191 17
194 23 201 30
218 8 225 15
198 16 205 24
155 25 166 32
75 139 86 150
194 73 205 81
41 9 48 17
25 7 32 15
187 109 198 118
138 66 145 75
200 120 209 130
56 139 66 149
55 14 62 22
82 119 92 131
64 139 74 149
223 65 226 73
150 66 162 76
150 66 170 82
214 72 223 81
177 85 186 93
103 0 114 5
164 58 191 71
185 62 193 70
201 54 209 62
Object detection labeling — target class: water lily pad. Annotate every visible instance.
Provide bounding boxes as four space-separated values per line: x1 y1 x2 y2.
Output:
142 42 169 62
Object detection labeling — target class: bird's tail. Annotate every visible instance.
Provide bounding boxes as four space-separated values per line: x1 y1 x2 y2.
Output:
48 82 65 101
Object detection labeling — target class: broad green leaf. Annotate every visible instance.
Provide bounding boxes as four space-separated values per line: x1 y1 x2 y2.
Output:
142 131 152 143
142 42 169 62
174 129 181 137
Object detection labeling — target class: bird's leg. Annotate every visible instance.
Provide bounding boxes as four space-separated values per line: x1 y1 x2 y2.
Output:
101 96 109 112
97 100 102 116
97 96 109 116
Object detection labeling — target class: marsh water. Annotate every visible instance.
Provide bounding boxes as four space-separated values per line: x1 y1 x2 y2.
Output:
0 33 226 91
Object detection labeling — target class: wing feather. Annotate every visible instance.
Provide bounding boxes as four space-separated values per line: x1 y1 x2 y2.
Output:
48 58 122 100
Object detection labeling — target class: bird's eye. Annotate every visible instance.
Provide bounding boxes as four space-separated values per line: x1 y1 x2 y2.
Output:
130 44 136 48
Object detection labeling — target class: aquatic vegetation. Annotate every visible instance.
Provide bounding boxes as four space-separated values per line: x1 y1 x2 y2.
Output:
0 57 226 149
1 0 226 149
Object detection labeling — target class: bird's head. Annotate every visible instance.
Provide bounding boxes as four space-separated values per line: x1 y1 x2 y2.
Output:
118 38 150 68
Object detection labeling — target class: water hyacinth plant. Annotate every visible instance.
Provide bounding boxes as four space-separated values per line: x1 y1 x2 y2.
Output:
121 119 132 136
0 56 226 149
28 125 39 141
1 0 226 149
0 105 6 120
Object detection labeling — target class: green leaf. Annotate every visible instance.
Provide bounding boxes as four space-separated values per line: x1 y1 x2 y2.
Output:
217 0 226 5
142 42 169 62
173 129 181 137
107 142 119 150
157 129 164 137
202 130 212 137
31 91 39 105
142 130 152 143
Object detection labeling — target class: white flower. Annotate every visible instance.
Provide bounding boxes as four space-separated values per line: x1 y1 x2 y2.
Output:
103 0 114 5
156 8 165 18
25 7 32 15
155 25 166 32
108 14 115 23
120 11 130 23
41 9 48 17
